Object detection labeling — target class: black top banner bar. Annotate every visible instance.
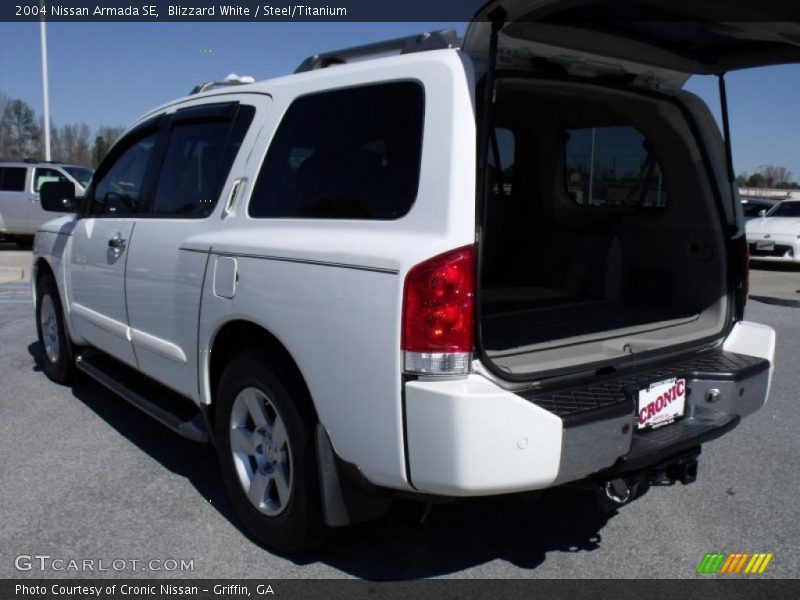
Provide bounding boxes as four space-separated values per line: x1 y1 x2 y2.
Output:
4 0 800 22
6 0 479 22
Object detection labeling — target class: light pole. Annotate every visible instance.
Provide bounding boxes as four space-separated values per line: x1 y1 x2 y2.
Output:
40 10 51 161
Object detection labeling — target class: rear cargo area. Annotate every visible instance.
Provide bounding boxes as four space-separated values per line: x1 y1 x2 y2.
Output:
479 79 729 376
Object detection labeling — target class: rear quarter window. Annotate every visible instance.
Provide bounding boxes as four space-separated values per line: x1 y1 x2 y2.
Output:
0 167 27 192
248 81 424 220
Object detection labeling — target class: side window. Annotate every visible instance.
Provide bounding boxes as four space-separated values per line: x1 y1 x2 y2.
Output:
565 126 667 208
91 132 159 216
249 81 424 220
0 167 27 192
151 106 254 218
33 168 69 193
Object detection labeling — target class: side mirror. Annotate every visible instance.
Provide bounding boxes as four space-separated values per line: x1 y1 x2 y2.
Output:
40 181 79 213
758 209 767 218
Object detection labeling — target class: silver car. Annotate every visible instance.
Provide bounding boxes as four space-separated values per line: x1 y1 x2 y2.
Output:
0 160 93 247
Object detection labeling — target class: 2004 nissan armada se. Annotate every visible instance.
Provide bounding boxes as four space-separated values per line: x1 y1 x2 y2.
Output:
32 3 790 552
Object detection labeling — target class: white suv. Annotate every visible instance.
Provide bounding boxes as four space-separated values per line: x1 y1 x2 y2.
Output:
33 6 790 552
0 160 92 246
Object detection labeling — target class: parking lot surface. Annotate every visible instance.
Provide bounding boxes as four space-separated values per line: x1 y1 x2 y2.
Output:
0 248 798 579
0 241 30 283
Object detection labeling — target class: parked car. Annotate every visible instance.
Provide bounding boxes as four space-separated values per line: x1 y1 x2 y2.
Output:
0 160 93 247
741 197 774 221
32 5 787 553
746 199 800 263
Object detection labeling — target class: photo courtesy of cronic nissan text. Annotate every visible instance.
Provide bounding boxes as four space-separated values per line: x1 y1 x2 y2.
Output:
1 0 799 598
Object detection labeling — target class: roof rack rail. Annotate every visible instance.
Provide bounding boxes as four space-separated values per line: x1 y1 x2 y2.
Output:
189 73 255 95
294 28 460 74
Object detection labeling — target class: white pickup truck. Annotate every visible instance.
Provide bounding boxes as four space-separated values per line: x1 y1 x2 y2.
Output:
33 4 790 552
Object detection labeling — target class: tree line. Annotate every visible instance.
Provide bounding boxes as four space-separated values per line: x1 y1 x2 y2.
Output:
0 91 124 168
736 165 798 189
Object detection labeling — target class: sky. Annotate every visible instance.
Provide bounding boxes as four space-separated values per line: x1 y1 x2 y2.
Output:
1 21 799 180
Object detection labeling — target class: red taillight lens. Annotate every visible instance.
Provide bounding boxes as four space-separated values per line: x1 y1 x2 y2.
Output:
402 245 474 374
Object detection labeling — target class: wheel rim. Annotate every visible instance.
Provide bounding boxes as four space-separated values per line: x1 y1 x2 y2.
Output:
39 294 60 364
229 386 293 516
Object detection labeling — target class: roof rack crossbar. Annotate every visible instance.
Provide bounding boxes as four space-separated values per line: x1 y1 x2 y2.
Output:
294 28 460 74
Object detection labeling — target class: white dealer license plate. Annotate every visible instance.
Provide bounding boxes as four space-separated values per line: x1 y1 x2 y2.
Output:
756 240 775 251
636 377 686 430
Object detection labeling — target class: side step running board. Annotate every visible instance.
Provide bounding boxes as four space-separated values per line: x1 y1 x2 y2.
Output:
76 350 209 443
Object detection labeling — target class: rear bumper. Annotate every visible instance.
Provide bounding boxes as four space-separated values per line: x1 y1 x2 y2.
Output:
403 321 775 496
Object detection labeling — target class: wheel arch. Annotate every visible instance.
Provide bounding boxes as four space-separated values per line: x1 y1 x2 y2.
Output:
205 319 319 434
32 256 57 310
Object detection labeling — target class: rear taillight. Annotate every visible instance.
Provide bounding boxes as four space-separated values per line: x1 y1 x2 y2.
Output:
402 245 474 375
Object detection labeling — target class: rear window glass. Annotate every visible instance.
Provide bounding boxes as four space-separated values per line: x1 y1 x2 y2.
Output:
565 126 667 208
0 167 26 192
248 81 424 220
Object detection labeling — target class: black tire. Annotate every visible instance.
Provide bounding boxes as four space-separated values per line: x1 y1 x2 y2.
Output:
215 350 326 553
35 272 75 384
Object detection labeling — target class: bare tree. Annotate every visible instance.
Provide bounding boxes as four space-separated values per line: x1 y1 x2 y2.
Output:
1 91 123 166
0 91 9 156
92 125 125 166
73 123 92 166
758 164 793 188
746 172 765 188
58 122 93 166
735 171 749 187
96 125 125 149
49 123 64 161
0 98 41 158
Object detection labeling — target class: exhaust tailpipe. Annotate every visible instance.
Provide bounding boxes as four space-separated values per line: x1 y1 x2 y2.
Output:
596 478 637 511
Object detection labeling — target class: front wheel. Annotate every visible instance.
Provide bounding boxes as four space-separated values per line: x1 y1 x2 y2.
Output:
35 272 75 383
215 351 326 553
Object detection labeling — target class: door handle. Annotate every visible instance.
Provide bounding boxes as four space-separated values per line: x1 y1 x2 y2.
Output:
223 178 246 217
108 237 127 250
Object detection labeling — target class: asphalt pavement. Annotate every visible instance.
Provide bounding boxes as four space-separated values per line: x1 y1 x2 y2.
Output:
0 241 30 283
0 253 798 579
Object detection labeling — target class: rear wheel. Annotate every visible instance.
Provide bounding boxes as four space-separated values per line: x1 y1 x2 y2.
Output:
215 350 326 553
35 272 75 383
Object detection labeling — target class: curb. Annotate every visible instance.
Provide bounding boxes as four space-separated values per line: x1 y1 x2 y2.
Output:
0 267 25 283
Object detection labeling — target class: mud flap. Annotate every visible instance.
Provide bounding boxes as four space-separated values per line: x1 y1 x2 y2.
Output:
315 425 392 527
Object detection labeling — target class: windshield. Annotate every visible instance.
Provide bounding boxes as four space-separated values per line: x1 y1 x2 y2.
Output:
766 201 800 218
741 200 771 217
63 166 94 189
